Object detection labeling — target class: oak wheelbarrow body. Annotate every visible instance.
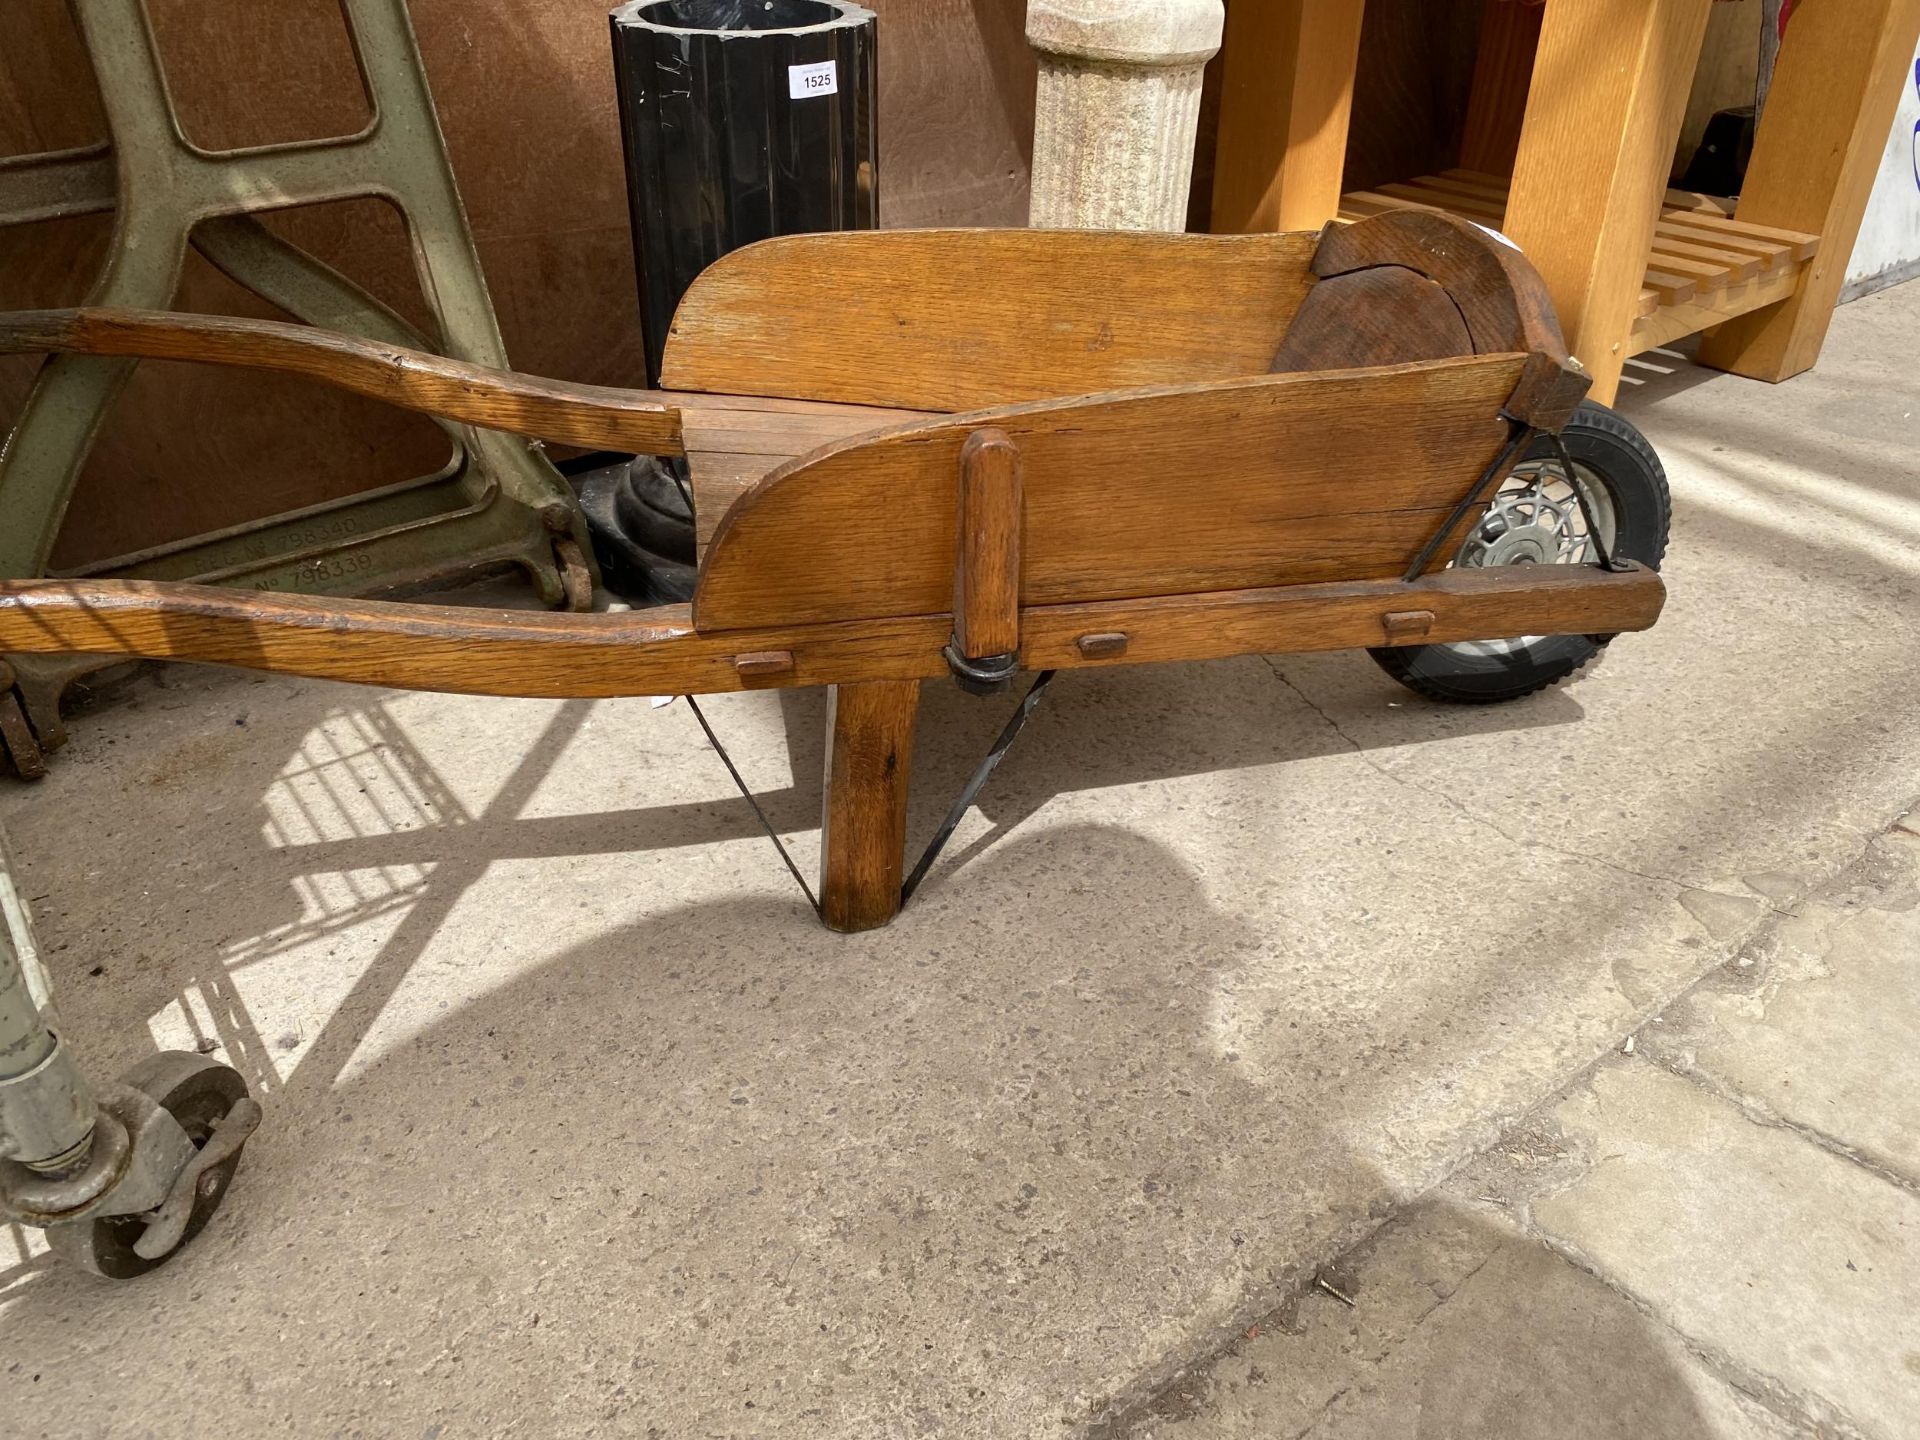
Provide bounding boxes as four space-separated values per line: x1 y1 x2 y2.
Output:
0 210 1667 936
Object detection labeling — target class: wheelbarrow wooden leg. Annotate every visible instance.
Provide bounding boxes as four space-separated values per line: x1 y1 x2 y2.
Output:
819 679 921 933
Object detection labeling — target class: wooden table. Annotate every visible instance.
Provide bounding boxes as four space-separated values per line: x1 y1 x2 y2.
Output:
1210 0 1920 404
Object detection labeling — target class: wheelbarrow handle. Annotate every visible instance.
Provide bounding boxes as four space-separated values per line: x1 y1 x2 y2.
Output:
0 564 1664 702
0 306 690 458
0 577 947 699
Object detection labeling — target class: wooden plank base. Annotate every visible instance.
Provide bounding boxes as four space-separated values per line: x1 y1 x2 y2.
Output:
682 398 931 561
820 680 920 933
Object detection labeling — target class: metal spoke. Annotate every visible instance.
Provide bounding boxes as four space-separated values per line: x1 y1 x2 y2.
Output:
1432 439 1622 659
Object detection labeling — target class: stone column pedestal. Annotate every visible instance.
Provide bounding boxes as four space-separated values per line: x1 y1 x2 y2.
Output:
1025 0 1226 231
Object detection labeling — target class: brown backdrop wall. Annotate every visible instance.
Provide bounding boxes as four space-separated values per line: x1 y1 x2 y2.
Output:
0 0 1037 570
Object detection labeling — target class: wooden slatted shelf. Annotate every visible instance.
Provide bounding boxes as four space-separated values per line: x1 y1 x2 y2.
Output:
1337 169 1820 357
1215 0 1918 402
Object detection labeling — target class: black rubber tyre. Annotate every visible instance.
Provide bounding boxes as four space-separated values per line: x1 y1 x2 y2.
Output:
1369 401 1670 704
44 1053 252 1279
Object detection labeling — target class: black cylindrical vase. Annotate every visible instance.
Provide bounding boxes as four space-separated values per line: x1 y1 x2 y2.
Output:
609 0 878 386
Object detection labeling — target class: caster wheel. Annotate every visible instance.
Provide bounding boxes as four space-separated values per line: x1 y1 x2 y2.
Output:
44 1053 253 1279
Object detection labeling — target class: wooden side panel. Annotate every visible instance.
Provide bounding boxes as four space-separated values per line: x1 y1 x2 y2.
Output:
693 354 1528 632
681 397 932 559
660 229 1322 412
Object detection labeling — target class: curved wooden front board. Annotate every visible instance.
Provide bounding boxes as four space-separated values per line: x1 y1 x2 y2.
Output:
693 354 1528 632
1303 209 1590 429
1310 208 1573 366
660 228 1322 412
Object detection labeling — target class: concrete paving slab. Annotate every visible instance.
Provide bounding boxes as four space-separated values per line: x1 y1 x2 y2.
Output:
1640 820 1920 1189
1535 1061 1920 1440
1142 826 1920 1440
1134 1195 1801 1440
0 283 1915 1435
0 658 1707 1438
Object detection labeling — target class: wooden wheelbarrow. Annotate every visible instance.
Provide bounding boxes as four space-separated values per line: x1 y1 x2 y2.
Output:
0 210 1666 932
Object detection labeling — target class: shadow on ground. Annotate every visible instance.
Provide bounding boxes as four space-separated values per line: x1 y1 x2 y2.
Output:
1119 1192 1748 1440
0 651 1697 1435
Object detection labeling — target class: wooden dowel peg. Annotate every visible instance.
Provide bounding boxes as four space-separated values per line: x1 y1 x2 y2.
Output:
948 427 1024 694
1381 610 1435 643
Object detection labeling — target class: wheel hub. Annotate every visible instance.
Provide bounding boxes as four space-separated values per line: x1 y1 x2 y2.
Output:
1458 480 1598 571
1475 520 1566 566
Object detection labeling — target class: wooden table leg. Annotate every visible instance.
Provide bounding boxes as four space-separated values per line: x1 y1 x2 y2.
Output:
1209 0 1368 233
1502 0 1713 404
1458 0 1544 178
1697 0 1920 383
819 678 920 933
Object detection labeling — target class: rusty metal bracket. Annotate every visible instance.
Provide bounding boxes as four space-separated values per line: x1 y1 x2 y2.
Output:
0 0 600 776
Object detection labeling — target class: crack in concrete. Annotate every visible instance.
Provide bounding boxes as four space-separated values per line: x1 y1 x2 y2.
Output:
1270 1239 1511 1440
1641 1026 1920 1202
1520 1226 1876 1440
1259 659 1794 922
1475 1052 1896 1439
1089 1221 1406 1438
1112 669 1920 1438
1144 1236 1520 1440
